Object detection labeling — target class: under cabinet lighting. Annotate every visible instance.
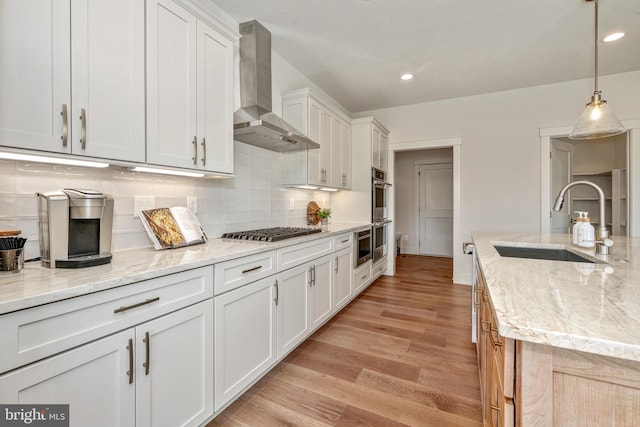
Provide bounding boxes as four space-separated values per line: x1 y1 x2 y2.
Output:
295 185 319 190
320 187 339 192
131 166 205 178
0 152 109 168
603 32 625 42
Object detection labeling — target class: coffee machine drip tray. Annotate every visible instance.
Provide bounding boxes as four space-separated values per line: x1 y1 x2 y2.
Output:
55 253 112 269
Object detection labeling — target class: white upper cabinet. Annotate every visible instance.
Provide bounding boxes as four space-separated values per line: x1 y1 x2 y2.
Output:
0 0 145 162
282 88 352 189
146 0 234 174
372 122 389 172
71 0 146 161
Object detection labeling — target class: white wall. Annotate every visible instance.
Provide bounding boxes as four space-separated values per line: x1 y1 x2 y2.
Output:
354 71 640 284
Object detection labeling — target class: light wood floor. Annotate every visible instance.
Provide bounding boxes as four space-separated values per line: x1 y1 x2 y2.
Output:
208 255 482 426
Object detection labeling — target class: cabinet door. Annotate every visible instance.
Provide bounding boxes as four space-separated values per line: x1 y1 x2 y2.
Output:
135 299 213 427
0 329 135 427
320 108 333 185
333 247 353 311
331 115 343 187
71 0 145 161
276 263 311 359
0 0 71 153
146 0 198 169
372 125 381 170
340 121 352 189
307 98 323 185
310 254 334 330
380 132 388 171
197 19 234 173
214 277 277 411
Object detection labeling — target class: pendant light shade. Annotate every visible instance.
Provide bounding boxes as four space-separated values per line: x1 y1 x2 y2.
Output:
568 0 625 140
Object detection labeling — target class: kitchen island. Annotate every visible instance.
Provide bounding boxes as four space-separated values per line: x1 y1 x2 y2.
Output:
472 231 640 427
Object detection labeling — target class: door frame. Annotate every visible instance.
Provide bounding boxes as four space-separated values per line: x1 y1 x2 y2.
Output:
414 160 453 256
540 119 640 236
387 137 461 281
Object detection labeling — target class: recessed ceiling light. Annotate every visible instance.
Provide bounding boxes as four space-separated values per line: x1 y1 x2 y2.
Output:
603 32 625 42
401 73 414 81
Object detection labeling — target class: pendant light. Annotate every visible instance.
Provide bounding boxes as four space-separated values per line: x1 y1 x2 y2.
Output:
569 0 625 140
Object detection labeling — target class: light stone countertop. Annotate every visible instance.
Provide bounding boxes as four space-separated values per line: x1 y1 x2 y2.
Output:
0 222 370 315
472 231 640 362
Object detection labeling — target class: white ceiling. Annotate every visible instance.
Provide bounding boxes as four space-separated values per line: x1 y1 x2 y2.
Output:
209 0 640 113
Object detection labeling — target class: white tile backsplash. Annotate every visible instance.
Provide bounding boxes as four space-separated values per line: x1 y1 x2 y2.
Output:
1 142 333 258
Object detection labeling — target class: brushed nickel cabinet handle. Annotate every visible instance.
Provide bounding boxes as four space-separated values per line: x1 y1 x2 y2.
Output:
79 108 86 149
341 239 349 244
241 265 262 274
312 265 316 286
114 297 160 314
126 338 134 384
60 104 68 147
308 266 313 287
201 137 206 166
342 173 346 186
192 136 197 165
361 274 367 280
274 280 279 305
490 404 501 412
143 331 150 375
335 256 339 273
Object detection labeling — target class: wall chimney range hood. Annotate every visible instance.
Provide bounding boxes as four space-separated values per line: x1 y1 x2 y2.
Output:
233 20 319 152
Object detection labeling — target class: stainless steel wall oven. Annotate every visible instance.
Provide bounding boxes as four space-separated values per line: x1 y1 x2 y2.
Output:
371 168 391 263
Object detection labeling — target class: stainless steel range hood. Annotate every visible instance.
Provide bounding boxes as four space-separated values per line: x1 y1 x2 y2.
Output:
233 20 319 152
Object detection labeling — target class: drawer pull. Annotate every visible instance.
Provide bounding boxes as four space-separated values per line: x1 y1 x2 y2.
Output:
340 239 349 244
143 331 150 375
361 274 367 280
480 320 490 333
126 338 134 384
241 265 262 274
114 297 160 314
490 404 501 412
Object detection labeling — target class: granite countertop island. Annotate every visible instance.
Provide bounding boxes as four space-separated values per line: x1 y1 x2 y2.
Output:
472 231 640 362
0 222 370 315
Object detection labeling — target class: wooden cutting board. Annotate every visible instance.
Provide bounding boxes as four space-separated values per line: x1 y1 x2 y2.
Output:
307 201 320 225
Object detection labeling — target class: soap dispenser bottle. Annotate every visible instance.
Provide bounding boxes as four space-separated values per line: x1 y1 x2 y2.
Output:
578 212 595 248
572 211 583 245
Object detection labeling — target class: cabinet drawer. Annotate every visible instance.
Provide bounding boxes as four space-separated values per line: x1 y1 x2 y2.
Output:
353 261 371 293
0 266 213 374
277 237 332 271
214 250 277 295
372 256 387 278
332 233 352 251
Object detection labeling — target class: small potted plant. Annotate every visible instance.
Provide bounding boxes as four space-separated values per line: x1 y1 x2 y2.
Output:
317 208 332 228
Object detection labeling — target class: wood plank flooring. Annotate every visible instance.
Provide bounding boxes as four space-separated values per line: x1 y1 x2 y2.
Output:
208 255 482 426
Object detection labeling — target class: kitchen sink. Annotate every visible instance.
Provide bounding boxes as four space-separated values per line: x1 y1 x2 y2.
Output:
494 245 599 263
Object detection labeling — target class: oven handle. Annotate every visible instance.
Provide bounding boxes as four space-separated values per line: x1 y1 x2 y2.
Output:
373 220 392 226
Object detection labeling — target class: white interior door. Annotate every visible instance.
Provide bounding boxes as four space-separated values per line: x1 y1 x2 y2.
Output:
550 140 573 233
418 163 453 257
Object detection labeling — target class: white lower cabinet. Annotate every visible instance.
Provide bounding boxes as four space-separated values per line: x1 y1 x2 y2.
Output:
275 262 310 359
0 266 214 427
0 300 213 427
333 247 353 311
309 254 333 330
214 276 277 411
136 300 213 427
0 329 135 427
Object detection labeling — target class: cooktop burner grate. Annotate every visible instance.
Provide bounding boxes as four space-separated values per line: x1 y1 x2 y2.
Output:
222 226 322 242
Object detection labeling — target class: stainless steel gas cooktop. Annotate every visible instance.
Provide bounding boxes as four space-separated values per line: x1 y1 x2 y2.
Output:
221 227 321 242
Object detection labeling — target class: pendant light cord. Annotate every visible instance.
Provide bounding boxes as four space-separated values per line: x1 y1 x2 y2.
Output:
594 0 599 94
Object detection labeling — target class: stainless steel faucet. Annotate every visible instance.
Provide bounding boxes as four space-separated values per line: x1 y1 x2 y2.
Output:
553 180 613 254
